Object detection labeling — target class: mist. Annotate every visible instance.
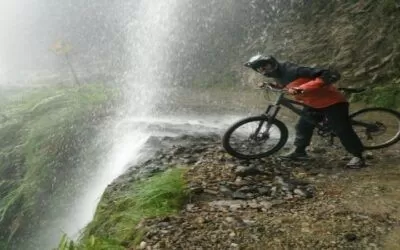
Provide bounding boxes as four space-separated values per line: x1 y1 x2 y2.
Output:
0 1 278 249
0 0 132 85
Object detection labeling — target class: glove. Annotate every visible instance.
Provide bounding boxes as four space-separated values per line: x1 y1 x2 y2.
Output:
287 88 304 95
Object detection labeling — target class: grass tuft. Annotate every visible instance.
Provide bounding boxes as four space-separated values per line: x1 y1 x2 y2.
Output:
0 83 120 244
350 84 400 109
57 167 188 249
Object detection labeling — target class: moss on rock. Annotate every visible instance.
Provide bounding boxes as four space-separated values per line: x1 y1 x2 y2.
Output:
350 84 400 109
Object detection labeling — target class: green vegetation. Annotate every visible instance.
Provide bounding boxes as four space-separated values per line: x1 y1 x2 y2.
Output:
57 167 188 249
350 84 400 109
0 83 120 245
380 0 398 13
57 234 124 250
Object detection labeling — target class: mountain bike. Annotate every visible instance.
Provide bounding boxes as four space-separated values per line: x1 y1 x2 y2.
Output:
222 84 400 159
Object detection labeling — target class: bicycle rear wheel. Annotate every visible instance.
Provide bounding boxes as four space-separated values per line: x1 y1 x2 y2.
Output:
222 116 288 159
350 107 400 149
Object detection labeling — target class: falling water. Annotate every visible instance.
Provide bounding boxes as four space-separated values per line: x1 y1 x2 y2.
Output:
124 0 181 117
8 1 182 249
50 1 182 247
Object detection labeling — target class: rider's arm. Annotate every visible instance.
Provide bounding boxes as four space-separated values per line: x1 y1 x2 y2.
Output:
284 65 340 93
297 77 325 91
296 66 324 78
284 77 325 94
296 66 340 87
294 66 333 91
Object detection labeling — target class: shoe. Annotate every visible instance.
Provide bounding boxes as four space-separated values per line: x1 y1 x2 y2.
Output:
280 150 310 161
346 157 366 169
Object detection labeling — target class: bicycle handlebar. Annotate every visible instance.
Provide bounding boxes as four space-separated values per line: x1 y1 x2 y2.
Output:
256 82 284 92
258 82 304 95
265 84 286 93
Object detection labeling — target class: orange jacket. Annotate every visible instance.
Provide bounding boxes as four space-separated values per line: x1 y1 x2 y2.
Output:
285 77 347 108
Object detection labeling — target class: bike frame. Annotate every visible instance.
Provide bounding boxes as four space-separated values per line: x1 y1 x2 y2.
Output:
262 88 375 133
262 91 327 130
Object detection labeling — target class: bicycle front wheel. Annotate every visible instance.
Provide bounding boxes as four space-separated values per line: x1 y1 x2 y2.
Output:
222 116 288 159
350 107 400 150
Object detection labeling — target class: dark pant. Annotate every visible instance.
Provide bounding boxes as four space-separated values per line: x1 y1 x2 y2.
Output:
294 102 364 157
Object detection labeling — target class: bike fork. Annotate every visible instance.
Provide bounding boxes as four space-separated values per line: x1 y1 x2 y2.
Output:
250 105 281 141
255 105 281 134
264 105 281 127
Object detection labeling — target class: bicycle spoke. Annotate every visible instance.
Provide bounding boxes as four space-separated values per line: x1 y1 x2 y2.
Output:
223 115 288 159
228 121 282 156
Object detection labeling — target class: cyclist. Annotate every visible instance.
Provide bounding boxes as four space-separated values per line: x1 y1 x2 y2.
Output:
244 54 366 168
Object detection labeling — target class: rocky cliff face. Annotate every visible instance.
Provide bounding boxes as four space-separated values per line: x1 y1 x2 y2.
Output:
231 0 400 107
175 1 400 106
247 0 400 85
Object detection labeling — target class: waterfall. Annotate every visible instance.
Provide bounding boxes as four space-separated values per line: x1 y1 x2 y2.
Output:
124 0 180 117
60 0 182 242
14 1 182 249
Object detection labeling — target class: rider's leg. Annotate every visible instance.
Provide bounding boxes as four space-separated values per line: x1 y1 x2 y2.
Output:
294 107 322 151
281 107 321 159
293 118 315 153
324 102 365 168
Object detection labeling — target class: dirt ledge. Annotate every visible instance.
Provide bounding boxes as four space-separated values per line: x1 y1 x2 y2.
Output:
133 136 400 250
